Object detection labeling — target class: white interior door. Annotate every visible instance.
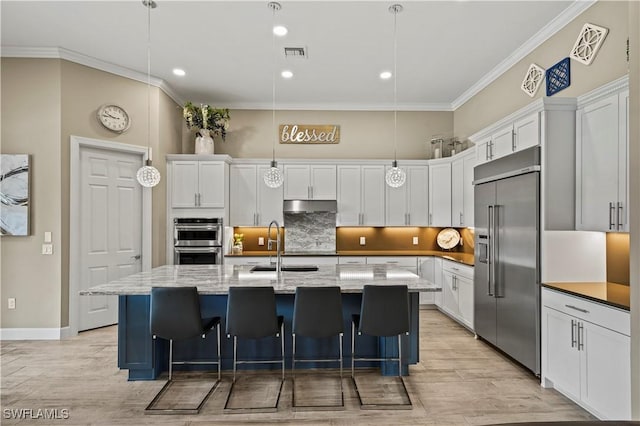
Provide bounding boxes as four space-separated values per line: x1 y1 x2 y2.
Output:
79 147 142 331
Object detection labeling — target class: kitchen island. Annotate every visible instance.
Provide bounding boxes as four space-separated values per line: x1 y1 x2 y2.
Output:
81 264 440 380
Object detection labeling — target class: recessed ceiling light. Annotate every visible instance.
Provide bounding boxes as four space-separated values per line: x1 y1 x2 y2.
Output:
273 25 288 36
380 71 392 80
281 70 293 79
172 68 186 77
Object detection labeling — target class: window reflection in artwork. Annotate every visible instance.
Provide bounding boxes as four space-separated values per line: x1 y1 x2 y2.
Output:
0 154 30 236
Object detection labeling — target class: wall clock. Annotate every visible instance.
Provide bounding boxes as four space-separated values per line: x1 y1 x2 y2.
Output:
437 228 461 250
97 104 131 133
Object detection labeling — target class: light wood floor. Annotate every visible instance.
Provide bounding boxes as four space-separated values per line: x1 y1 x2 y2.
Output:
1 309 594 425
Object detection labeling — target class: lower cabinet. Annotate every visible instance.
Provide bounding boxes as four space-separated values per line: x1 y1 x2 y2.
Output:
440 260 474 330
541 288 631 420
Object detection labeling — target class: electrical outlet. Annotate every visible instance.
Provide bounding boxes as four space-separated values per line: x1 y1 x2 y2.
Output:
412 236 419 245
8 298 16 310
359 236 366 246
258 237 265 246
42 244 53 255
460 238 463 246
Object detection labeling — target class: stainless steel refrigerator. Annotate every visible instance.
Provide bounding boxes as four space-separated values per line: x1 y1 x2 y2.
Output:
474 146 540 375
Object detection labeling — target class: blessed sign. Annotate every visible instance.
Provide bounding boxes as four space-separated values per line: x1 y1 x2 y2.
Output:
279 124 340 144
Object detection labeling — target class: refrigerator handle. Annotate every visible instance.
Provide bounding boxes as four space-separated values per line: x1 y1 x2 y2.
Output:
492 205 500 298
487 205 494 296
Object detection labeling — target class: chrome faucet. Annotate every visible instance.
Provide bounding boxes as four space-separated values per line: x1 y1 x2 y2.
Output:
267 220 282 273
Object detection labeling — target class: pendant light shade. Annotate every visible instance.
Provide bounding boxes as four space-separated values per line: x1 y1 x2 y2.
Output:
136 0 160 188
386 160 406 188
385 4 406 188
262 1 284 189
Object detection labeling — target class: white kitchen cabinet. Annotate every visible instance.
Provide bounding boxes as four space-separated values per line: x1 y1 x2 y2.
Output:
418 257 435 305
440 260 474 330
386 165 428 226
169 158 226 208
474 112 539 165
337 165 385 226
230 164 283 226
366 256 417 273
541 287 631 420
451 148 475 227
428 161 452 227
576 88 629 232
283 164 336 200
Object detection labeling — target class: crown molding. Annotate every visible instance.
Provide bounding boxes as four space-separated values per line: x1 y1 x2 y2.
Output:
224 101 453 112
1 46 184 106
576 75 629 107
451 0 597 110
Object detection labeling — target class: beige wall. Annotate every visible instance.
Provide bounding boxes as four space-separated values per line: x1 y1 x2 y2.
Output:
191 109 453 160
454 1 629 140
1 58 182 330
1 59 63 328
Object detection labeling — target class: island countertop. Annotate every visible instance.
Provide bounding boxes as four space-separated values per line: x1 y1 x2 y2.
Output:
80 264 440 296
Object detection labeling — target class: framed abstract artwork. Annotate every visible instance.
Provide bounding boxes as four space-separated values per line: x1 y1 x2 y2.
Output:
0 154 30 236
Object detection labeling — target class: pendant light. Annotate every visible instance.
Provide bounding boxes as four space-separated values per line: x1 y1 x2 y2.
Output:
385 4 406 188
136 0 161 188
263 1 285 189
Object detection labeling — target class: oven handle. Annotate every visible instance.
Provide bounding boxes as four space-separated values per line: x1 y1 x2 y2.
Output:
174 246 222 253
174 224 221 231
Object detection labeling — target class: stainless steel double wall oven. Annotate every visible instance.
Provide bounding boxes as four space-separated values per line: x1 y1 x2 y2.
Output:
173 218 224 265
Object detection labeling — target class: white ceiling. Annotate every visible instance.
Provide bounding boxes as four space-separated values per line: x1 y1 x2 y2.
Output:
2 1 586 110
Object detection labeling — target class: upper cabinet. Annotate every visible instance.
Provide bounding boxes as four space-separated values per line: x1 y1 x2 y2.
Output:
576 80 629 232
475 112 540 164
451 148 476 227
386 165 429 226
283 164 336 200
428 161 451 227
168 156 229 209
337 165 385 226
230 163 283 226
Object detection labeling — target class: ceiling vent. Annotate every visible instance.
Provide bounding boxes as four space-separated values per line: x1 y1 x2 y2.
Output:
284 46 307 59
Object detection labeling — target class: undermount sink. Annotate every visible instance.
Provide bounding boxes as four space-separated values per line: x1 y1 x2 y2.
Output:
250 265 319 272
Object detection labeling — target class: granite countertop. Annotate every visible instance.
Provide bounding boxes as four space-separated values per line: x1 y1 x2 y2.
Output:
542 282 630 311
80 264 441 296
226 250 475 266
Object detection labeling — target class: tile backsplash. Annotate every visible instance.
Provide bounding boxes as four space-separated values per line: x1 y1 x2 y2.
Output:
283 212 336 252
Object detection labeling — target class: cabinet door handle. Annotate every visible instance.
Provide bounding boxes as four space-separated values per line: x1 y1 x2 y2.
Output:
570 319 577 348
198 193 202 206
460 212 463 226
511 130 516 151
194 193 198 206
617 202 623 230
254 213 257 226
578 322 584 351
485 142 490 161
489 141 493 159
386 261 399 264
565 304 589 314
407 212 410 225
429 213 432 225
609 202 615 230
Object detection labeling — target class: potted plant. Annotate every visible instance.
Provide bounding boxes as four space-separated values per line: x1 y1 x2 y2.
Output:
183 102 230 154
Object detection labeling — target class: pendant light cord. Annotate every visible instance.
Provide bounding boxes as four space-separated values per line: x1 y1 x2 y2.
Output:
146 0 152 165
271 4 276 162
393 5 398 163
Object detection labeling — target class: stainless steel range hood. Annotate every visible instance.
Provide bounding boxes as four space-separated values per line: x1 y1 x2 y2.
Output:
283 200 337 213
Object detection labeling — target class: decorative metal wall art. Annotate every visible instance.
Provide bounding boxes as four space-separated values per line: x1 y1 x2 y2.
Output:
569 23 608 66
545 58 571 96
1 154 30 236
279 124 340 144
521 63 545 97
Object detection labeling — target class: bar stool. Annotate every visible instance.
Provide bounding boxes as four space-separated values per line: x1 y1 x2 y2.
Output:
292 286 344 410
146 286 221 414
351 284 412 409
224 286 284 412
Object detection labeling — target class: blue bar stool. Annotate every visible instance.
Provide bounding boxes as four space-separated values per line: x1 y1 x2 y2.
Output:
224 286 284 412
146 286 221 414
351 284 412 409
292 286 344 410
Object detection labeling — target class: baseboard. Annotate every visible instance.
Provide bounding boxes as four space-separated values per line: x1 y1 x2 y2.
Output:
0 327 68 340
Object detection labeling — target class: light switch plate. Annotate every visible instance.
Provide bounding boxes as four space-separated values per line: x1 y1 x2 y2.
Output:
44 231 52 243
413 236 419 245
359 236 366 245
258 237 264 246
42 244 53 255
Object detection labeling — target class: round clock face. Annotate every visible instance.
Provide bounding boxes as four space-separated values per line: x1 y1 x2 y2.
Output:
437 228 461 250
97 104 131 133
